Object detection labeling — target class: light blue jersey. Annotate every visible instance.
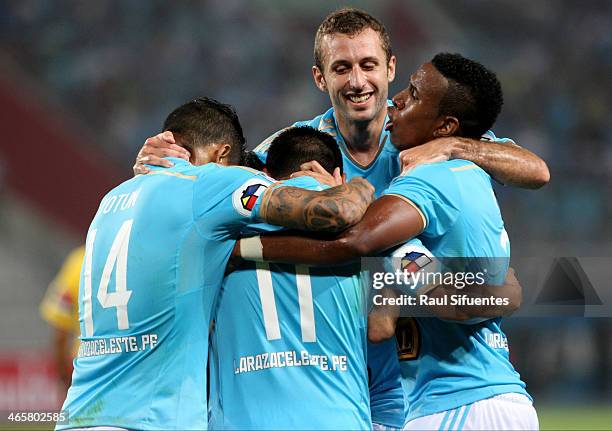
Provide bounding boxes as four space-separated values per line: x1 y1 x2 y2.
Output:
58 159 274 430
255 105 405 428
383 159 529 422
255 107 515 427
209 175 370 430
254 105 400 198
210 262 370 430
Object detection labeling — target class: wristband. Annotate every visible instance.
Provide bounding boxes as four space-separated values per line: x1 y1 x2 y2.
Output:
239 236 264 261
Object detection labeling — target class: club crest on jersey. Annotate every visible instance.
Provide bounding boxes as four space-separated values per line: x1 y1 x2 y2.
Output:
401 251 432 273
233 178 268 217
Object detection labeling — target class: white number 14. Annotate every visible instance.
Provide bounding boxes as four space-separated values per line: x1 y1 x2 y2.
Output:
83 219 134 337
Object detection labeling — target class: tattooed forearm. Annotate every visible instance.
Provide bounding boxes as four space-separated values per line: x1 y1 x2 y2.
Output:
262 178 375 232
451 138 550 189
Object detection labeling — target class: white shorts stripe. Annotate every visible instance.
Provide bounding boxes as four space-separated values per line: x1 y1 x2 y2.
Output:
447 405 465 430
437 409 452 431
405 393 538 431
456 403 472 430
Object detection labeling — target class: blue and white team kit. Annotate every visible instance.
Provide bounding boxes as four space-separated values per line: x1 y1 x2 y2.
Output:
252 105 537 430
385 162 538 430
210 261 370 430
209 175 371 430
60 103 536 430
58 160 279 430
254 106 406 429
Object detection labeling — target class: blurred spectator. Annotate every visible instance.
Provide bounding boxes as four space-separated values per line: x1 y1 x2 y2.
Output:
39 245 84 393
0 1 609 246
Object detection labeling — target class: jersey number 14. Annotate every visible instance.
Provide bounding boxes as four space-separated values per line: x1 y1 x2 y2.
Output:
82 219 134 337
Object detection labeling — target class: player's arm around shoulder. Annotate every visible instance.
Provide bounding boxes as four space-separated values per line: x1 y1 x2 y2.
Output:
236 191 426 267
451 134 550 188
320 165 453 260
400 134 550 189
258 177 375 233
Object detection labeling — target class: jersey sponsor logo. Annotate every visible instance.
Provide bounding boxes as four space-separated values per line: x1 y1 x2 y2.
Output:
401 251 432 273
77 333 158 357
233 350 348 374
232 179 268 217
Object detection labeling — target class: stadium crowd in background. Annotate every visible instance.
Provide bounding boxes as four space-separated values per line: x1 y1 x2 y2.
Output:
1 1 610 246
0 0 609 424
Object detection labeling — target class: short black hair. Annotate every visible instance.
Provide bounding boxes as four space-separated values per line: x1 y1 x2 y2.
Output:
266 127 343 180
242 150 265 171
431 53 503 138
162 96 245 164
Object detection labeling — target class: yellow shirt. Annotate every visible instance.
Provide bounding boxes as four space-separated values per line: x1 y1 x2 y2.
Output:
40 246 84 336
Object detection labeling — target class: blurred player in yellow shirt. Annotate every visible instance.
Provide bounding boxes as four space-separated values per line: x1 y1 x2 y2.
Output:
39 246 84 392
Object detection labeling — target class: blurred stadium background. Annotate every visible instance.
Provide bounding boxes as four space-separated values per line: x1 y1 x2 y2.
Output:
0 0 610 428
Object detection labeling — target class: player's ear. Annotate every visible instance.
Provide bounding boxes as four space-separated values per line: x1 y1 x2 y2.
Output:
433 116 460 138
312 66 327 92
215 143 233 166
387 55 397 83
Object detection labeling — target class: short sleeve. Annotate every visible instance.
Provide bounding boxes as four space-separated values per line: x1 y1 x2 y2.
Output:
193 166 275 239
241 176 326 235
383 164 461 238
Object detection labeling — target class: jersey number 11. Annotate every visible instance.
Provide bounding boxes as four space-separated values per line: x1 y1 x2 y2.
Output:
255 262 316 343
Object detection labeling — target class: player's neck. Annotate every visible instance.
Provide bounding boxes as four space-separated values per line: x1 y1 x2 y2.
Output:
336 112 386 166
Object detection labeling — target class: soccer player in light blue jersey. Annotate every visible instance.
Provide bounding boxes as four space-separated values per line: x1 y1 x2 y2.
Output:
235 53 540 430
135 9 548 429
209 127 371 430
252 10 546 429
58 98 375 431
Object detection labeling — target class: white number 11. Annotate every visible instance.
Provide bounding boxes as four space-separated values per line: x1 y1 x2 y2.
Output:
255 262 316 342
83 219 134 337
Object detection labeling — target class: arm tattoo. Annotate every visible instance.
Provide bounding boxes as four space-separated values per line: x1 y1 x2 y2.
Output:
262 179 375 232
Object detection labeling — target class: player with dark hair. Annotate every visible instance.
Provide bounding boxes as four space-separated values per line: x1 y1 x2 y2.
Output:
211 125 517 429
162 96 246 166
265 126 343 179
386 53 505 152
429 53 503 139
133 8 548 429
236 55 539 430
209 126 375 429
57 98 375 430
242 150 265 171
